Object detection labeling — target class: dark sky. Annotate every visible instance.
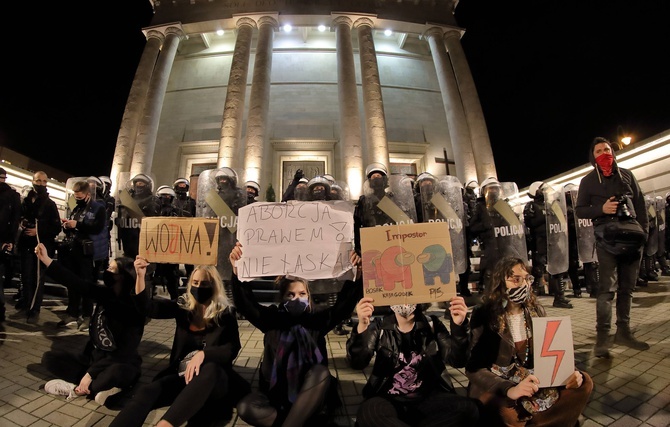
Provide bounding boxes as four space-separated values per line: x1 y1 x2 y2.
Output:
1 0 669 189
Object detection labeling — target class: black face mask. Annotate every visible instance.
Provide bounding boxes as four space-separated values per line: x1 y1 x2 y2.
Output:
75 197 87 207
247 194 256 204
34 184 47 195
370 177 385 189
160 197 172 206
102 271 124 295
311 189 326 200
283 297 309 316
190 286 214 304
133 186 149 197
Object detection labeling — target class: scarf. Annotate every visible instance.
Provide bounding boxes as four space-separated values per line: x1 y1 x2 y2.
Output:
270 324 324 403
595 153 614 177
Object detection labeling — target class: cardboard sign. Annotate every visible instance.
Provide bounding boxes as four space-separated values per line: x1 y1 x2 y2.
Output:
139 217 220 265
360 222 456 305
235 201 355 281
532 316 575 387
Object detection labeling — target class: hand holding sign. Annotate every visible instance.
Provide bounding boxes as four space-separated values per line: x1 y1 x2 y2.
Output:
355 297 375 333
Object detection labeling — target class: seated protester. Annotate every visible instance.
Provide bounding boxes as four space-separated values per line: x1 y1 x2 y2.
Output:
110 260 250 427
347 297 480 427
466 256 593 426
228 242 363 427
34 244 147 406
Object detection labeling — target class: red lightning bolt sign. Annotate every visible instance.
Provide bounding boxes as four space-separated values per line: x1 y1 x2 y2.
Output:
540 320 565 385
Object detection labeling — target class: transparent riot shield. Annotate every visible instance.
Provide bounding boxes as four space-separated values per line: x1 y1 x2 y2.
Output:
197 167 247 281
486 182 528 262
656 196 666 256
543 184 569 275
330 180 351 202
115 172 158 258
417 175 466 274
645 195 658 257
566 185 597 264
361 174 417 227
65 176 89 217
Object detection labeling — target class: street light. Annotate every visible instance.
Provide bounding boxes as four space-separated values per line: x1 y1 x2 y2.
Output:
616 125 632 150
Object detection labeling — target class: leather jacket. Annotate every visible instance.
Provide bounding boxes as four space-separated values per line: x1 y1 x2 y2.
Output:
347 311 469 399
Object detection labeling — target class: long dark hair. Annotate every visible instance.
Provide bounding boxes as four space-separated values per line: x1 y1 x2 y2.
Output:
484 256 539 333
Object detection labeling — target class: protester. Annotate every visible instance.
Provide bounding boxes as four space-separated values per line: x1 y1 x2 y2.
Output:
110 259 249 427
466 256 593 425
228 242 363 427
575 136 650 358
347 296 480 427
36 244 148 405
0 167 21 323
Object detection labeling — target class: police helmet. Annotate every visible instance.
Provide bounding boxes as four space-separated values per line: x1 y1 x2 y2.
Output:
414 172 437 192
322 174 336 184
86 176 102 190
99 176 112 194
131 174 153 196
465 180 479 189
528 181 545 198
245 180 260 195
156 185 176 199
173 177 190 193
365 162 388 179
307 176 332 193
298 177 309 185
480 177 500 189
215 168 238 189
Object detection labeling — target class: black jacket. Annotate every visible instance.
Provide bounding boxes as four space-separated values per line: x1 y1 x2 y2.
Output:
0 182 21 245
18 189 61 253
231 273 362 400
347 311 469 399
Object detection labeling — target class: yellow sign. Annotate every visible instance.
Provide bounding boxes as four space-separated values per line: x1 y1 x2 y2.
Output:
360 222 456 306
139 217 219 265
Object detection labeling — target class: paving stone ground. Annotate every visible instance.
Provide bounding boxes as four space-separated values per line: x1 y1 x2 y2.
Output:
1 278 668 427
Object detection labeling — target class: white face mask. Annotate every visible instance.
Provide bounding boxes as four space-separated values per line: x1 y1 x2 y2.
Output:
390 304 417 318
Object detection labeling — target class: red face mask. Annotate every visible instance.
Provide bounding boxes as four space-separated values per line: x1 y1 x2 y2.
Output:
595 153 614 176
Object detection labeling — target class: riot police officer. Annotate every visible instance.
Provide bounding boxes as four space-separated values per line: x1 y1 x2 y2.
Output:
153 185 180 299
116 173 159 259
307 176 331 201
172 177 196 218
245 181 261 205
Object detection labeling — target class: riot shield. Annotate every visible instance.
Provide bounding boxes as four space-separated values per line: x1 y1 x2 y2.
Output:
361 174 417 227
115 172 158 258
197 167 247 281
543 184 569 275
645 195 658 257
330 180 351 202
566 184 597 264
485 182 528 262
65 176 90 217
417 175 466 274
656 196 666 256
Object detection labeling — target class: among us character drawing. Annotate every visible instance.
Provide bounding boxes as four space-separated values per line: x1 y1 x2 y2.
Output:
372 246 415 291
417 244 453 286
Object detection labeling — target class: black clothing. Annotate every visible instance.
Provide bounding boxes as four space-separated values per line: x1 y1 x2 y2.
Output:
111 297 246 427
347 312 479 427
0 182 20 319
42 260 148 397
18 188 61 314
116 195 159 259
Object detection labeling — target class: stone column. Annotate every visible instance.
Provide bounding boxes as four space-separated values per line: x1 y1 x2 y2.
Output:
110 30 163 195
354 17 390 169
131 26 184 176
444 30 497 181
218 17 256 169
243 16 277 185
334 15 363 199
425 27 476 184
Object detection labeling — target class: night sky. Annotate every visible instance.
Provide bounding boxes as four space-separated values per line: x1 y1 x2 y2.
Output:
1 0 668 189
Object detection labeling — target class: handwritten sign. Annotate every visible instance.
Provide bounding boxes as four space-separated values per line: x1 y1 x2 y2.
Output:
235 201 355 281
532 316 575 387
360 222 456 305
139 217 219 265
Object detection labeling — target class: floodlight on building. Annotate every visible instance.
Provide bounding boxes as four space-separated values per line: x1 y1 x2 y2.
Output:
283 24 292 32
384 29 393 36
216 29 224 36
317 25 326 32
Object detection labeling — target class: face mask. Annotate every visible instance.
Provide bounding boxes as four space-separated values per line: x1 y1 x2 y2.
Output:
133 186 148 197
175 187 187 195
247 194 256 204
283 297 309 316
75 197 87 207
102 270 124 295
311 189 326 200
190 286 214 304
370 177 385 189
390 304 416 318
508 284 530 304
34 184 47 195
160 197 172 206
595 153 614 177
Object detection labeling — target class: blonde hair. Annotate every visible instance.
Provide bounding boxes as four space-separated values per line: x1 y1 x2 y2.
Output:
180 265 232 324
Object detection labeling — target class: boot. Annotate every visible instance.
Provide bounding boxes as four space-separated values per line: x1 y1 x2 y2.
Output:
638 258 649 281
614 326 650 350
660 256 670 276
594 330 611 358
646 256 659 281
551 276 573 308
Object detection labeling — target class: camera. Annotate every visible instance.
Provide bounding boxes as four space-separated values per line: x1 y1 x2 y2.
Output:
21 220 36 229
614 195 632 218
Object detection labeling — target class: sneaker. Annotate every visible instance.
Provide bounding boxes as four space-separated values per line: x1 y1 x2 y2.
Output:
44 379 77 400
94 387 122 406
57 315 79 328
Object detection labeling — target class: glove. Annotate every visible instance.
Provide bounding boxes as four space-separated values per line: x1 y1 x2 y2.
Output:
294 169 304 181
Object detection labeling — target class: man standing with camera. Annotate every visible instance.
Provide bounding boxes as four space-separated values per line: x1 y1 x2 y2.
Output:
17 171 61 323
575 137 650 358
